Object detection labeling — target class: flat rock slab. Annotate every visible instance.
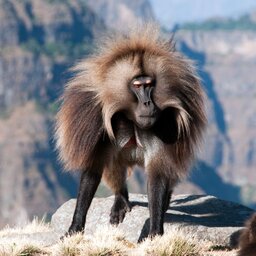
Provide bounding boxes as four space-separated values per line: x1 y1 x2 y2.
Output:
51 194 254 247
0 231 59 247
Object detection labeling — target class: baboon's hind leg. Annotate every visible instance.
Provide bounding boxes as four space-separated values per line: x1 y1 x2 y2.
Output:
103 166 131 225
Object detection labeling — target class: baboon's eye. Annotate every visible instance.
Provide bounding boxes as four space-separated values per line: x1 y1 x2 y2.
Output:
133 80 142 88
131 76 155 89
145 80 152 87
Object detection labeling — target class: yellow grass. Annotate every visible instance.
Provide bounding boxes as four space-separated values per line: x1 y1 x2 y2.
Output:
0 218 51 237
0 220 238 256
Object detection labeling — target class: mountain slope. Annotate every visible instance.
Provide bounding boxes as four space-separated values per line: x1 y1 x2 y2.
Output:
87 0 155 31
0 0 105 227
175 28 256 206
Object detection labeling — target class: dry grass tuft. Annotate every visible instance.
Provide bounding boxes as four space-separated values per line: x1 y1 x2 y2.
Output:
137 229 201 256
13 245 47 256
0 243 48 256
0 218 50 256
52 226 130 256
0 221 238 256
53 234 84 256
0 218 51 238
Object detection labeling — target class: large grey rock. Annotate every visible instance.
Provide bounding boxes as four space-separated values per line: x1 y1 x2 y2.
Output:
51 193 254 247
0 231 59 247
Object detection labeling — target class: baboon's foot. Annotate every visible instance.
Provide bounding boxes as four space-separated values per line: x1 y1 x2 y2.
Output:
110 194 131 225
61 224 84 240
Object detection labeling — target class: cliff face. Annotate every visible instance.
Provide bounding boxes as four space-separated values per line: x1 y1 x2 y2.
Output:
175 29 256 205
0 0 105 227
0 0 104 111
0 102 65 226
86 0 154 31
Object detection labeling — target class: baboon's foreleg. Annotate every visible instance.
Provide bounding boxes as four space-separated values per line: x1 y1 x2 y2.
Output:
67 167 103 234
147 172 172 237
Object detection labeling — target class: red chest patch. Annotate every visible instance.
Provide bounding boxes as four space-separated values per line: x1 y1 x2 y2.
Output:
124 135 137 148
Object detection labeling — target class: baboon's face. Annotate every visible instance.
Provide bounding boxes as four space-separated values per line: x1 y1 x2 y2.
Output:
129 75 160 129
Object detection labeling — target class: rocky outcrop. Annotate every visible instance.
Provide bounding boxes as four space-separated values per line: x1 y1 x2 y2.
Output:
51 194 254 247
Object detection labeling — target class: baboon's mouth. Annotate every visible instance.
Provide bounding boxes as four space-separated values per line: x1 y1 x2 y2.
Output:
136 115 157 129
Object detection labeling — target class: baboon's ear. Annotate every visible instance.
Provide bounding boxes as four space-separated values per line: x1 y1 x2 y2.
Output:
56 89 104 170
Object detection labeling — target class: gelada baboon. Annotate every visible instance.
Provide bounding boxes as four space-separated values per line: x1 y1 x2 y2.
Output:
55 24 206 237
238 213 256 256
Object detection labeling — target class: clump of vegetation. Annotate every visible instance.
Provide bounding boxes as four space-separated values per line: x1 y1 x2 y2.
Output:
53 234 84 256
45 0 68 4
0 221 238 256
180 14 256 31
0 109 11 120
0 218 51 237
241 184 256 207
21 39 93 60
0 242 48 256
137 230 201 256
15 245 47 256
209 244 232 252
52 228 130 256
35 100 60 116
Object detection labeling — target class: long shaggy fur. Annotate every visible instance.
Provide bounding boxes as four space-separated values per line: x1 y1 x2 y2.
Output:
238 213 256 256
55 24 206 175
